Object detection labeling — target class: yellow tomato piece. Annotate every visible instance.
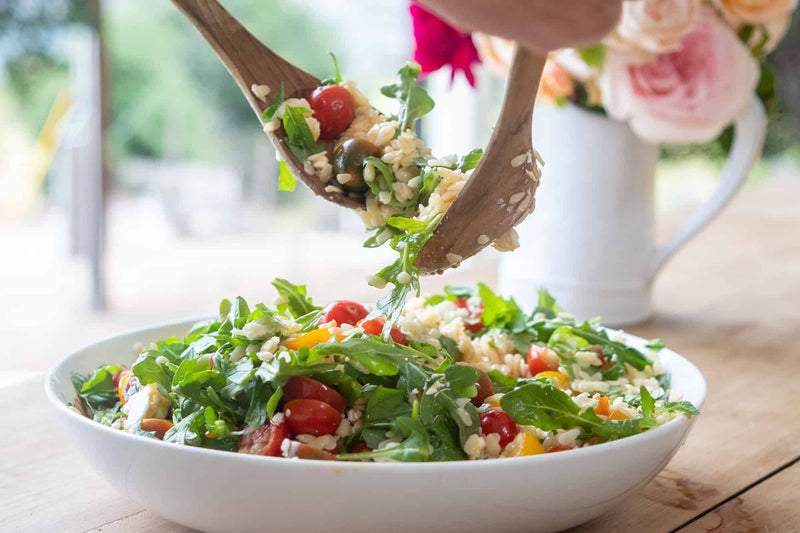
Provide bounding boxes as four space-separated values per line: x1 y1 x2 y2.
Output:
609 409 632 421
117 372 131 404
507 433 545 457
535 371 570 389
594 396 610 417
283 328 344 351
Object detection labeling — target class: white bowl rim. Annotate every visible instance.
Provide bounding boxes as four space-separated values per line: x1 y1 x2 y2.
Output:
45 316 707 472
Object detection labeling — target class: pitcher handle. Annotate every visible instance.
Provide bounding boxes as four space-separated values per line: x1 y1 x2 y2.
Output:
649 96 767 281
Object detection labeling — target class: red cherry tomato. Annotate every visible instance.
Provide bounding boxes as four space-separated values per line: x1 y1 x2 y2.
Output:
455 299 484 333
284 399 342 437
479 408 518 448
546 445 573 453
238 421 289 457
308 85 355 139
283 376 348 412
527 346 558 376
319 300 369 327
358 317 407 345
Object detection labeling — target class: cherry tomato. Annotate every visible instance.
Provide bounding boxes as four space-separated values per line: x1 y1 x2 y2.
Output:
238 421 289 457
319 300 368 327
308 85 355 139
348 439 372 454
479 408 518 448
527 345 558 376
112 367 128 389
283 376 347 412
455 299 484 333
546 445 573 453
457 362 494 406
358 317 407 345
284 399 342 437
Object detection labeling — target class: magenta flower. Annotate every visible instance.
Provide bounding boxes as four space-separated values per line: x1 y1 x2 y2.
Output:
409 3 481 87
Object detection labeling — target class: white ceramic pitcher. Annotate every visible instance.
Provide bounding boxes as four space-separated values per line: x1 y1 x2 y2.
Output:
498 96 766 326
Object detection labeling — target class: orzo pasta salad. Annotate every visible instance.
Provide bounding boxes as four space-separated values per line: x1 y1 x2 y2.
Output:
69 279 698 462
259 57 543 337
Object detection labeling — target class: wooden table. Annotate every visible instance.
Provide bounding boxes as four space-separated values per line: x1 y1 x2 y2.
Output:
2 179 799 532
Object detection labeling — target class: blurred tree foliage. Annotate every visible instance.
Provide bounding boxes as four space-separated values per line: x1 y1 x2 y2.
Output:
1 0 336 164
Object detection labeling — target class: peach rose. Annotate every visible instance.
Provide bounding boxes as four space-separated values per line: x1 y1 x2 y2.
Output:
605 0 701 54
600 10 759 143
537 60 574 104
472 33 514 75
713 0 797 25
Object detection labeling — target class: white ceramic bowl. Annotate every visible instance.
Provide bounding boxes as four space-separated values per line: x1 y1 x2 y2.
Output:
46 319 706 533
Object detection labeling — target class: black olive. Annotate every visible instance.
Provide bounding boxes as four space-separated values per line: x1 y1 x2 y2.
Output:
332 138 381 193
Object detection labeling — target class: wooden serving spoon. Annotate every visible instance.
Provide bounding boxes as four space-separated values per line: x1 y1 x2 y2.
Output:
413 0 623 274
169 0 363 209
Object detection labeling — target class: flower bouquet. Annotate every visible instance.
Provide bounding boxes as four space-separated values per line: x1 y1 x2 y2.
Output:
411 0 796 144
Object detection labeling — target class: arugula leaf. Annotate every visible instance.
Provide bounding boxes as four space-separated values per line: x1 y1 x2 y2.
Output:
438 335 462 362
339 416 431 462
570 324 652 371
282 106 324 161
486 369 518 394
444 364 479 399
646 338 666 352
368 214 442 338
312 369 362 404
639 386 657 429
278 161 297 192
380 62 435 131
533 288 562 318
428 418 467 461
456 148 483 172
132 352 172 390
245 379 271 426
311 334 439 376
478 283 525 330
73 365 122 410
416 166 441 206
660 400 700 416
363 385 412 423
501 381 656 442
262 82 285 122
271 278 318 318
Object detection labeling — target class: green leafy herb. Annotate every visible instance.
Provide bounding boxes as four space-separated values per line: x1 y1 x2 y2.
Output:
456 148 483 172
262 82 285 122
368 214 442 337
380 62 435 131
277 161 297 192
72 365 122 410
645 338 666 352
578 44 605 69
282 106 324 161
271 278 318 318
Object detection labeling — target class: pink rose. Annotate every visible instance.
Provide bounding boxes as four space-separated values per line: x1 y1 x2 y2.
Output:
600 10 759 143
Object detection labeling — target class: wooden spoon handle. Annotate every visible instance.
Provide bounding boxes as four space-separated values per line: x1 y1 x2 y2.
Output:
415 47 546 274
169 0 318 118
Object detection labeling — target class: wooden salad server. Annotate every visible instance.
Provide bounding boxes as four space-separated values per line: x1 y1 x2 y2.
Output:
414 0 623 274
169 0 363 209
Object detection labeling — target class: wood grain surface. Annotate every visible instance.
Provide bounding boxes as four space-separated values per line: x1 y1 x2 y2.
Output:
3 178 799 532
